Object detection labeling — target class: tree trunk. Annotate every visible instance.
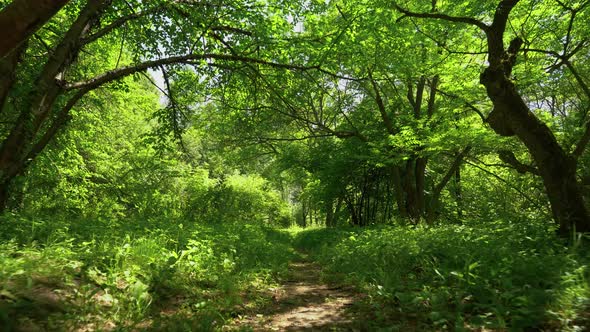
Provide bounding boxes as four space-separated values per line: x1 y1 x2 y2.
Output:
480 2 590 234
0 183 9 212
325 198 334 227
404 160 420 220
454 164 463 218
482 67 590 233
332 196 343 226
345 196 360 226
0 0 107 212
391 166 407 217
0 0 70 58
415 157 427 217
426 147 472 223
0 43 27 110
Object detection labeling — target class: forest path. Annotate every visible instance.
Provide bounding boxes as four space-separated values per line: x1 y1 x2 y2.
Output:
228 253 361 331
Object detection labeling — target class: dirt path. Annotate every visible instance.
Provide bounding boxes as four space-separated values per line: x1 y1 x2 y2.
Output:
229 255 361 331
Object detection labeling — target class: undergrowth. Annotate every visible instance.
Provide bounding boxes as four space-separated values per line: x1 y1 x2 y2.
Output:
0 214 295 331
295 221 590 331
3 216 590 331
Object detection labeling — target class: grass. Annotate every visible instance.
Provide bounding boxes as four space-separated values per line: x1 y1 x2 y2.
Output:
0 214 295 331
294 221 590 331
1 216 590 331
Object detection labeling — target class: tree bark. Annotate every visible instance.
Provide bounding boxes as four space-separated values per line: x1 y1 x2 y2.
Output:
0 0 108 212
454 164 463 218
481 67 589 233
0 185 8 212
403 160 420 220
391 166 407 217
0 0 70 58
325 198 334 227
0 43 27 111
479 1 590 234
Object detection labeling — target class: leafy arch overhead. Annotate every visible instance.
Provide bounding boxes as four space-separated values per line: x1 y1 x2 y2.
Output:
0 0 589 234
0 0 317 208
5 1 590 329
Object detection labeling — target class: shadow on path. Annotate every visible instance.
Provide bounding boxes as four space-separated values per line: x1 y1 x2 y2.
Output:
227 255 361 331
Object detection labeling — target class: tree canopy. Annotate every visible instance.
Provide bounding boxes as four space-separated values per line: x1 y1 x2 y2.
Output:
2 0 590 330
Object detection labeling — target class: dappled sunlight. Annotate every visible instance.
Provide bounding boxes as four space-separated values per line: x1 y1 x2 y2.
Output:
228 258 359 331
2 0 590 330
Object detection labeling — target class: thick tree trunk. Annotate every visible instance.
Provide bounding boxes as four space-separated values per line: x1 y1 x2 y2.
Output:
391 166 407 217
0 0 107 213
482 67 590 233
0 0 70 58
404 160 420 220
0 183 8 212
480 2 589 234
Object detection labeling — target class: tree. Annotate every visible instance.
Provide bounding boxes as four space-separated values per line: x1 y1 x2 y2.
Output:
0 0 313 211
0 0 70 58
187 0 488 226
394 0 590 234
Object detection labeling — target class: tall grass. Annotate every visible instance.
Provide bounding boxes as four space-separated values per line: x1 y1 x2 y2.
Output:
0 214 295 331
295 221 590 331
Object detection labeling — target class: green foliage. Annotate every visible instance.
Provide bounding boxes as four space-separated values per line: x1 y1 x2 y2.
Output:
207 173 292 226
11 73 293 227
3 0 590 330
295 221 590 330
0 215 295 330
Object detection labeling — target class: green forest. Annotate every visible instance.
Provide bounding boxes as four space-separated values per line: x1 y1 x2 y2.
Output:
1 0 590 330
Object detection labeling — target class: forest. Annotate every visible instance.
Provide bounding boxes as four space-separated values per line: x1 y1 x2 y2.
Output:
1 0 590 330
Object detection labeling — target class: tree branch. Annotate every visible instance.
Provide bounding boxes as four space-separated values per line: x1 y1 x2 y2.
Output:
498 150 539 175
65 53 320 91
368 71 395 135
413 76 426 118
573 120 590 159
486 0 520 67
427 75 439 118
435 88 486 122
465 159 548 212
24 89 87 168
81 6 163 45
243 133 346 142
0 0 70 58
434 146 472 196
209 25 253 36
0 42 27 113
564 60 590 101
393 3 489 31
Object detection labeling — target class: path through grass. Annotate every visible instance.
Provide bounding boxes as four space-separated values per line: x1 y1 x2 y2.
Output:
228 251 360 331
2 218 590 331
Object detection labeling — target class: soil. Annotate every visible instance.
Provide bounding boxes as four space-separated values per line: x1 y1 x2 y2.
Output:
229 255 362 331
